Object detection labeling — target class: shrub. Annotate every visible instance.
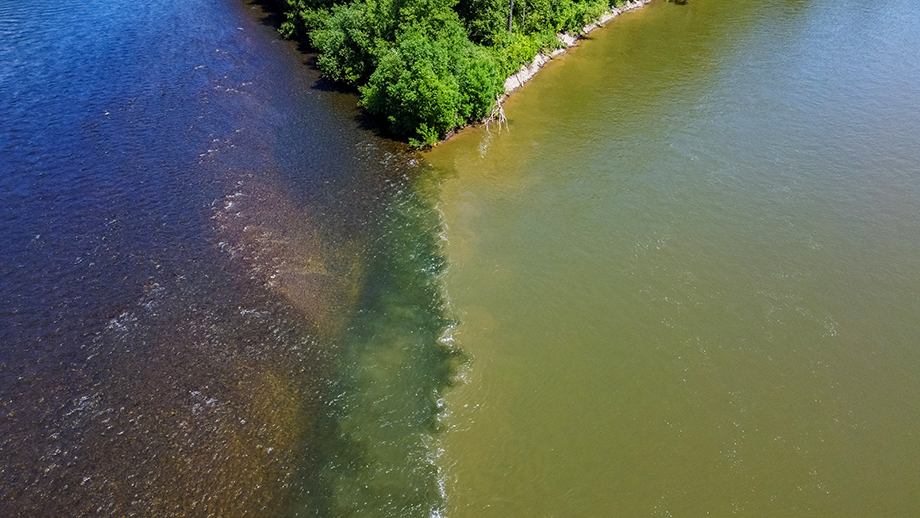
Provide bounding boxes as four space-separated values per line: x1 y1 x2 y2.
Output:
361 33 462 144
312 4 376 85
281 0 619 144
360 30 503 144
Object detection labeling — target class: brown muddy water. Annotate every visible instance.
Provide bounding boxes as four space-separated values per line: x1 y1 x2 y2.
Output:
426 0 920 516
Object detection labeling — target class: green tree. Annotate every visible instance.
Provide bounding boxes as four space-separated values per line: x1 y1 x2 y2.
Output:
281 0 622 144
360 30 502 145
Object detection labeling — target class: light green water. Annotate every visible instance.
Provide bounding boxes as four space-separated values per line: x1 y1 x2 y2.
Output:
425 0 920 515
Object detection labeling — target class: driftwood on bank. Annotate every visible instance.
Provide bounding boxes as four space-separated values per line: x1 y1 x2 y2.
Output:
444 0 655 143
484 97 509 130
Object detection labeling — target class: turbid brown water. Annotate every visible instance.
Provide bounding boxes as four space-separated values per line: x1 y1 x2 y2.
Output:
425 0 920 515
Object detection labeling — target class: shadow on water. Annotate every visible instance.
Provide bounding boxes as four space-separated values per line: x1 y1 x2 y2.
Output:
240 0 396 139
243 0 291 29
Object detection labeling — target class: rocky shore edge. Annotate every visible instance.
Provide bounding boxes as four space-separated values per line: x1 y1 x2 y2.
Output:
434 0 655 143
501 0 655 96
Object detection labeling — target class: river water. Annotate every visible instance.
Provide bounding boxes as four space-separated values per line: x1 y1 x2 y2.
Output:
426 0 920 516
1 0 457 515
2 0 919 516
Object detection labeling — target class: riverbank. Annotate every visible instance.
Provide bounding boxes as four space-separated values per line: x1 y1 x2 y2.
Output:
280 0 659 145
501 0 655 96
438 0 655 143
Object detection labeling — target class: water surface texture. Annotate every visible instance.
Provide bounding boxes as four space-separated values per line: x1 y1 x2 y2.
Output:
1 0 455 515
426 0 920 515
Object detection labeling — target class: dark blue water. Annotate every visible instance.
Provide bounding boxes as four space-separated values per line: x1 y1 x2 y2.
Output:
1 0 457 515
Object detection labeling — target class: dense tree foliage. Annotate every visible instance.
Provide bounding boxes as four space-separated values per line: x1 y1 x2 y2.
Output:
281 0 625 145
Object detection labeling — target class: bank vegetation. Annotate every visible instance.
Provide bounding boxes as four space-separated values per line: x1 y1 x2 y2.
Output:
281 0 644 145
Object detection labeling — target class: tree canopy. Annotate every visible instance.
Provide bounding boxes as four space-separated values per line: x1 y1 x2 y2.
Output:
281 0 626 145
